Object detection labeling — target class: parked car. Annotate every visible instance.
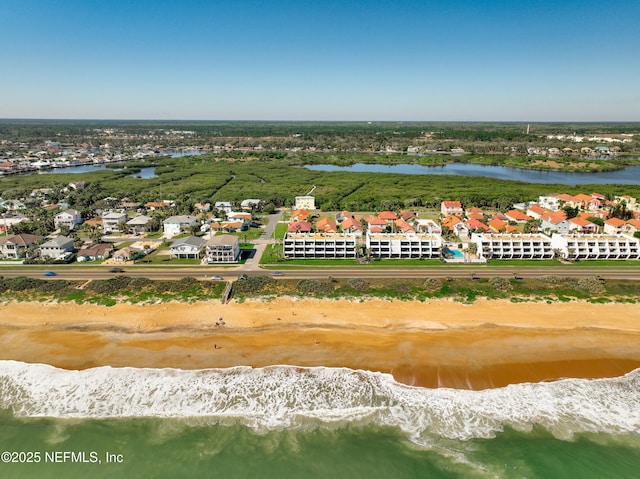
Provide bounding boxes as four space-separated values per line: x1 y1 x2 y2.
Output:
44 271 57 277
109 267 125 273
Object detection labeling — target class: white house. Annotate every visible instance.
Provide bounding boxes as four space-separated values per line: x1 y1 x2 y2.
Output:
163 215 199 237
440 201 464 217
54 209 83 230
214 201 233 214
102 210 127 233
205 234 241 263
294 195 316 210
603 218 626 235
170 236 205 259
0 233 43 259
126 215 154 235
39 236 75 259
415 219 442 235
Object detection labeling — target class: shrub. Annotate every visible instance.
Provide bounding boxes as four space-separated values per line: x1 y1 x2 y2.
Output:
233 276 276 294
347 278 369 291
489 276 512 291
574 277 606 295
423 278 442 291
296 279 335 296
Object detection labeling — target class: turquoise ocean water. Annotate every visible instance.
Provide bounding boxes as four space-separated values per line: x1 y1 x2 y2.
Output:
1 361 639 478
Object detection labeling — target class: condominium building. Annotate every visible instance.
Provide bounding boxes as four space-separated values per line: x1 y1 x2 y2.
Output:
283 232 357 258
471 233 554 260
550 234 640 260
365 232 441 259
102 210 127 233
205 234 241 263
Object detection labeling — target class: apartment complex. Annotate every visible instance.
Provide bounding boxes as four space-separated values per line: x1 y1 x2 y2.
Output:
471 233 554 260
550 234 640 260
283 232 357 258
365 232 441 259
205 234 241 263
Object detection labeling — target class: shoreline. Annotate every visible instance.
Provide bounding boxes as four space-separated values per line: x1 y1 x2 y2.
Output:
1 298 640 389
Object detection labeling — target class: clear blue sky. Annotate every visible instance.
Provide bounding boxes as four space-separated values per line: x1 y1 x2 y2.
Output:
1 0 638 121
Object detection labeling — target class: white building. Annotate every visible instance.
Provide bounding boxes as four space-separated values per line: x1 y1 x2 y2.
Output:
214 201 233 213
283 232 357 259
294 195 316 210
471 233 554 260
538 196 561 211
39 236 75 259
415 219 442 235
102 210 127 233
126 215 154 235
550 234 640 260
205 234 241 263
170 236 205 259
163 215 199 237
366 232 441 259
54 209 83 230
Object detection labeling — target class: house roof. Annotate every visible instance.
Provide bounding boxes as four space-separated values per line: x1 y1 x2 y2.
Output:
171 236 205 248
399 210 415 220
368 217 388 226
488 218 507 231
466 218 490 231
378 211 398 221
291 209 310 220
395 218 415 233
527 204 547 216
573 193 593 203
605 217 626 227
341 217 362 231
541 211 567 224
554 193 575 202
287 221 312 233
164 215 198 224
626 219 640 229
505 210 532 221
569 217 595 227
41 236 74 248
316 217 337 233
0 233 43 247
78 243 113 256
442 201 462 208
442 215 462 228
126 215 153 225
207 234 239 246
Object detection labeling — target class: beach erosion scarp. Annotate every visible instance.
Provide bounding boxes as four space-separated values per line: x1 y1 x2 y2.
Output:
0 298 639 390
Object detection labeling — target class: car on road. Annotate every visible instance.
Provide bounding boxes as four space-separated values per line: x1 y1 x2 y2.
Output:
109 267 125 273
210 275 223 280
44 271 57 277
271 271 284 277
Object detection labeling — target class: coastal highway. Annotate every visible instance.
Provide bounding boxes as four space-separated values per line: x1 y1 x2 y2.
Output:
1 265 639 281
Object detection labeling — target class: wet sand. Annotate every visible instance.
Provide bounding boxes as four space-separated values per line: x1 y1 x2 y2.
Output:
1 298 639 389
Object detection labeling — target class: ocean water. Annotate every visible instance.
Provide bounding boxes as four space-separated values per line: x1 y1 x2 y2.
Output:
1 361 639 478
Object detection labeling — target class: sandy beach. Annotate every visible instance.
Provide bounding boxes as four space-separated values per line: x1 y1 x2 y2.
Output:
1 298 639 389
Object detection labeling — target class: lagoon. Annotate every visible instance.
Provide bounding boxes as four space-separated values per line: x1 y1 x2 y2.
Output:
306 163 640 185
38 165 157 178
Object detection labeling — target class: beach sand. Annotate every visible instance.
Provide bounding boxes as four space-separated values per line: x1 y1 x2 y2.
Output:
1 298 639 389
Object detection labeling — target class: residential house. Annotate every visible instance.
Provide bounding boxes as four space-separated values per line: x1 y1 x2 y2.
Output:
526 204 547 220
294 195 316 210
205 234 241 263
221 221 244 232
550 233 640 260
603 218 626 235
367 217 388 234
568 217 598 234
287 221 312 233
466 218 490 232
316 217 337 233
538 195 561 211
471 233 554 260
0 233 43 259
290 209 310 222
39 236 75 259
442 215 469 236
366 232 442 259
227 211 252 222
378 211 398 223
163 215 199 237
283 232 357 259
2 199 26 211
340 217 363 235
335 211 352 224
102 210 127 234
415 219 442 235
112 247 134 263
488 218 508 233
0 214 29 233
76 243 114 262
399 210 416 221
54 209 83 230
240 199 262 210
394 218 415 234
624 219 640 234
170 236 205 259
214 201 233 214
126 215 154 235
540 211 571 234
441 201 464 217
505 210 532 223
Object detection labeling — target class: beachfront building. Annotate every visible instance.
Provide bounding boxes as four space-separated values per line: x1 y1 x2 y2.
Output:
550 233 640 260
126 215 154 235
365 232 441 259
294 195 316 210
163 215 199 237
76 243 114 262
102 210 127 234
283 232 357 259
170 236 205 259
205 234 241 263
0 233 43 259
471 233 554 260
54 209 83 230
39 236 75 259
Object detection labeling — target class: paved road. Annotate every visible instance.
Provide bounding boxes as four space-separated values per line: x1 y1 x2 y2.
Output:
1 265 638 281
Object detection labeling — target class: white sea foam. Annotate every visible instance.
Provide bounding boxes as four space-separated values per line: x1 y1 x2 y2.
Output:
1 361 638 444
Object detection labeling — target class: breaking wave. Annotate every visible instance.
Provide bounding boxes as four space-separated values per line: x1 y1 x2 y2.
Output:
1 361 639 445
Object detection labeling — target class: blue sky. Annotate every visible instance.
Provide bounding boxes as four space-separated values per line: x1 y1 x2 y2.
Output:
1 0 638 120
